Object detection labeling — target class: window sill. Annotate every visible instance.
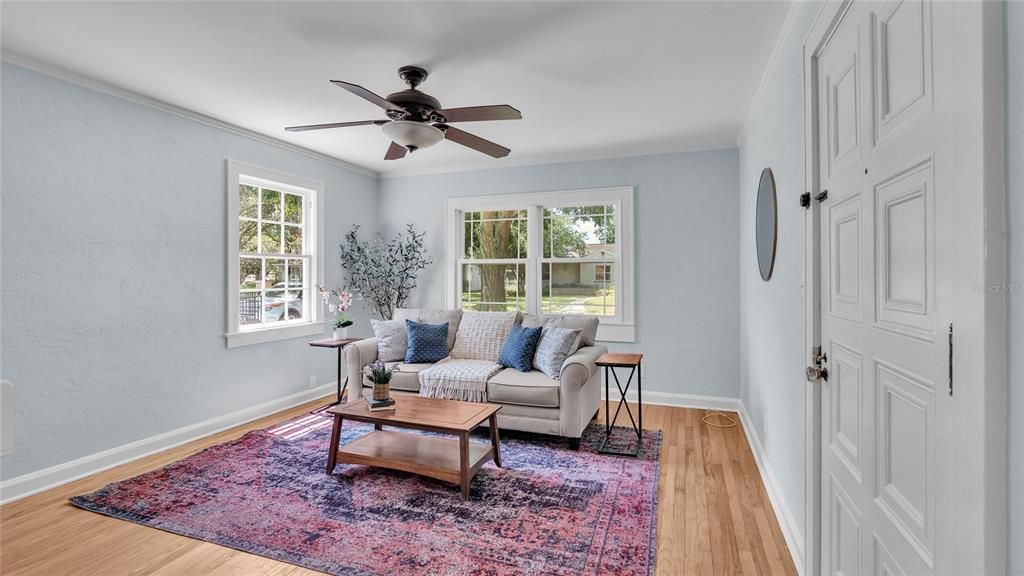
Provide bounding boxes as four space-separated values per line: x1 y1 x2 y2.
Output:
225 321 326 349
596 322 635 343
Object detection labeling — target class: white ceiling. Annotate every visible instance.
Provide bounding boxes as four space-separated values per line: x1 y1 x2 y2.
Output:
2 1 791 176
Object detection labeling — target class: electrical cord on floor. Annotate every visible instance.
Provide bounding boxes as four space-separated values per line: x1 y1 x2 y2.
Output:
702 412 738 428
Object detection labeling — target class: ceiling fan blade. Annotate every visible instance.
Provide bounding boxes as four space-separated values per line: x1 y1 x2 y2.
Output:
384 141 407 160
438 124 511 158
434 105 522 123
285 120 387 132
330 80 405 112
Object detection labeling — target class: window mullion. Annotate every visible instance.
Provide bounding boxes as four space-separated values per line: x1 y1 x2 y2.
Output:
526 205 541 315
256 189 262 254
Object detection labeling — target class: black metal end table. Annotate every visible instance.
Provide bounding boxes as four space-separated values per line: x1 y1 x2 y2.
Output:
308 337 364 407
597 352 644 457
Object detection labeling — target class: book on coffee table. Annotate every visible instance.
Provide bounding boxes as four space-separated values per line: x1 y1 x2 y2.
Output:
367 397 396 412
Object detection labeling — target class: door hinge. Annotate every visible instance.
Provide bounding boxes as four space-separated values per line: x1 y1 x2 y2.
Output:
815 190 829 203
948 323 954 396
800 192 812 209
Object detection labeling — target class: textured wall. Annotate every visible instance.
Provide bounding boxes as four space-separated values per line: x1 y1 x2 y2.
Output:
1007 0 1023 570
737 1 822 549
378 149 741 399
0 63 378 480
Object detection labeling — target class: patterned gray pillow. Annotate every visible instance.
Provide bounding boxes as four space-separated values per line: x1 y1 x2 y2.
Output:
450 311 517 362
371 319 407 362
532 326 583 379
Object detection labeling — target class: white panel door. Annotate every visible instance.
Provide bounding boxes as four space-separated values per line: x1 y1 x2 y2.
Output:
817 1 949 574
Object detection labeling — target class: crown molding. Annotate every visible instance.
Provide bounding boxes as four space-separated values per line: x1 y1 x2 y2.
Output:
736 0 802 146
379 142 739 179
1 51 379 179
2 51 744 181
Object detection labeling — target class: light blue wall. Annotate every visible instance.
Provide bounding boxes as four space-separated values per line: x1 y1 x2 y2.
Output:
378 149 741 398
0 63 379 480
738 1 822 549
1007 0 1023 571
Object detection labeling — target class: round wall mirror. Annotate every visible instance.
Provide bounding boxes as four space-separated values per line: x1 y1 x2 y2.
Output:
755 168 778 281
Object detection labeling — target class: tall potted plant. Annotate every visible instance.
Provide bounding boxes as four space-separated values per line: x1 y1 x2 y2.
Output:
338 224 432 319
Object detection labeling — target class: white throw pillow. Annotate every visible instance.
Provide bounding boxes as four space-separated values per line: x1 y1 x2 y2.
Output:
532 326 583 379
371 318 407 362
450 311 517 362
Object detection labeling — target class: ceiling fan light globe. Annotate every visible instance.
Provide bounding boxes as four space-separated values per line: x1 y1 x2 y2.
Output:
381 121 443 151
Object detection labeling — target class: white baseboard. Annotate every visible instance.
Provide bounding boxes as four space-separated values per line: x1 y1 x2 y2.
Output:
737 402 805 576
601 389 742 412
0 383 336 505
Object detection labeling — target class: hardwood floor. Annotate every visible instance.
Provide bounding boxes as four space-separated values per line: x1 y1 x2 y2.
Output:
0 398 797 576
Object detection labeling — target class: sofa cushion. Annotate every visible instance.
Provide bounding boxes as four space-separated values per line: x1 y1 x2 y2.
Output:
395 308 462 350
362 361 420 392
405 320 449 363
371 319 407 362
522 314 599 348
497 324 543 372
380 370 420 392
487 368 560 408
533 326 583 379
394 362 435 374
450 311 517 361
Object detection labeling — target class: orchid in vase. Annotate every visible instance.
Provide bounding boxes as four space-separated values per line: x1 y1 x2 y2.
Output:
318 286 354 339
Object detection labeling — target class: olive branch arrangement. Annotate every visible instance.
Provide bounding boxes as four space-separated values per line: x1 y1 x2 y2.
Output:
338 224 432 320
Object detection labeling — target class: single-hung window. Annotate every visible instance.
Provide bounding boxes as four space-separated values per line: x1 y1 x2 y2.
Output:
541 204 617 318
226 161 325 348
460 209 528 312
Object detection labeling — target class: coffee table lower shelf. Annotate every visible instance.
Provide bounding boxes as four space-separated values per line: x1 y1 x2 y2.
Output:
333 430 495 498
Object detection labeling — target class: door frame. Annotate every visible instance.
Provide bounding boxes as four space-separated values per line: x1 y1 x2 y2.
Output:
801 1 1006 573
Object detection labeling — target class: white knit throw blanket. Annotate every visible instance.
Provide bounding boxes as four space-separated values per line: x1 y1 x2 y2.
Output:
418 359 502 403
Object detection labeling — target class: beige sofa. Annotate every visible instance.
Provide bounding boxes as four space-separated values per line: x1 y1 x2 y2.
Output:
345 308 606 449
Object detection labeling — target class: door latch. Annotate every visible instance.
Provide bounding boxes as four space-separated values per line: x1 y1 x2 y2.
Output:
806 346 829 382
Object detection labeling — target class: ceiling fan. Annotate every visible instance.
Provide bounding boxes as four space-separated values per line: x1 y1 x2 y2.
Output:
285 66 521 160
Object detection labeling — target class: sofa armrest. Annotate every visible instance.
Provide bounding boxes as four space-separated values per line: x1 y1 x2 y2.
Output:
557 345 606 440
344 338 379 389
559 345 608 390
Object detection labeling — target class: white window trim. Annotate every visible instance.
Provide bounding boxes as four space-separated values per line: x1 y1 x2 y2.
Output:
225 160 326 348
445 186 635 343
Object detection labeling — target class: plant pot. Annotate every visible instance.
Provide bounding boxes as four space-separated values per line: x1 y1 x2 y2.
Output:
332 326 349 340
372 381 390 401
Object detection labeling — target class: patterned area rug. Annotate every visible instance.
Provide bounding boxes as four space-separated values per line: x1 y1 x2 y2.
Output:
71 411 661 576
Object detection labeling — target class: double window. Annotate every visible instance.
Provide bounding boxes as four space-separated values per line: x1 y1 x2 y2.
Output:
447 187 634 342
226 161 324 348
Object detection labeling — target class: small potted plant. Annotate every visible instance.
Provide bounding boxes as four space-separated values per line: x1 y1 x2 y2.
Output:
366 359 393 402
318 286 354 340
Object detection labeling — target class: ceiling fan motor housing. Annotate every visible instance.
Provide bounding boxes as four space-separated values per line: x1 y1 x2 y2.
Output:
385 89 442 122
386 66 447 123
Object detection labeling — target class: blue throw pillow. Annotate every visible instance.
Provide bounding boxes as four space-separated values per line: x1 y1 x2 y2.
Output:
498 324 544 372
405 320 449 364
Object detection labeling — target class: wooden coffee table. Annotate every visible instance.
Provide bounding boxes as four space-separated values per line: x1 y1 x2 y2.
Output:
325 395 502 499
